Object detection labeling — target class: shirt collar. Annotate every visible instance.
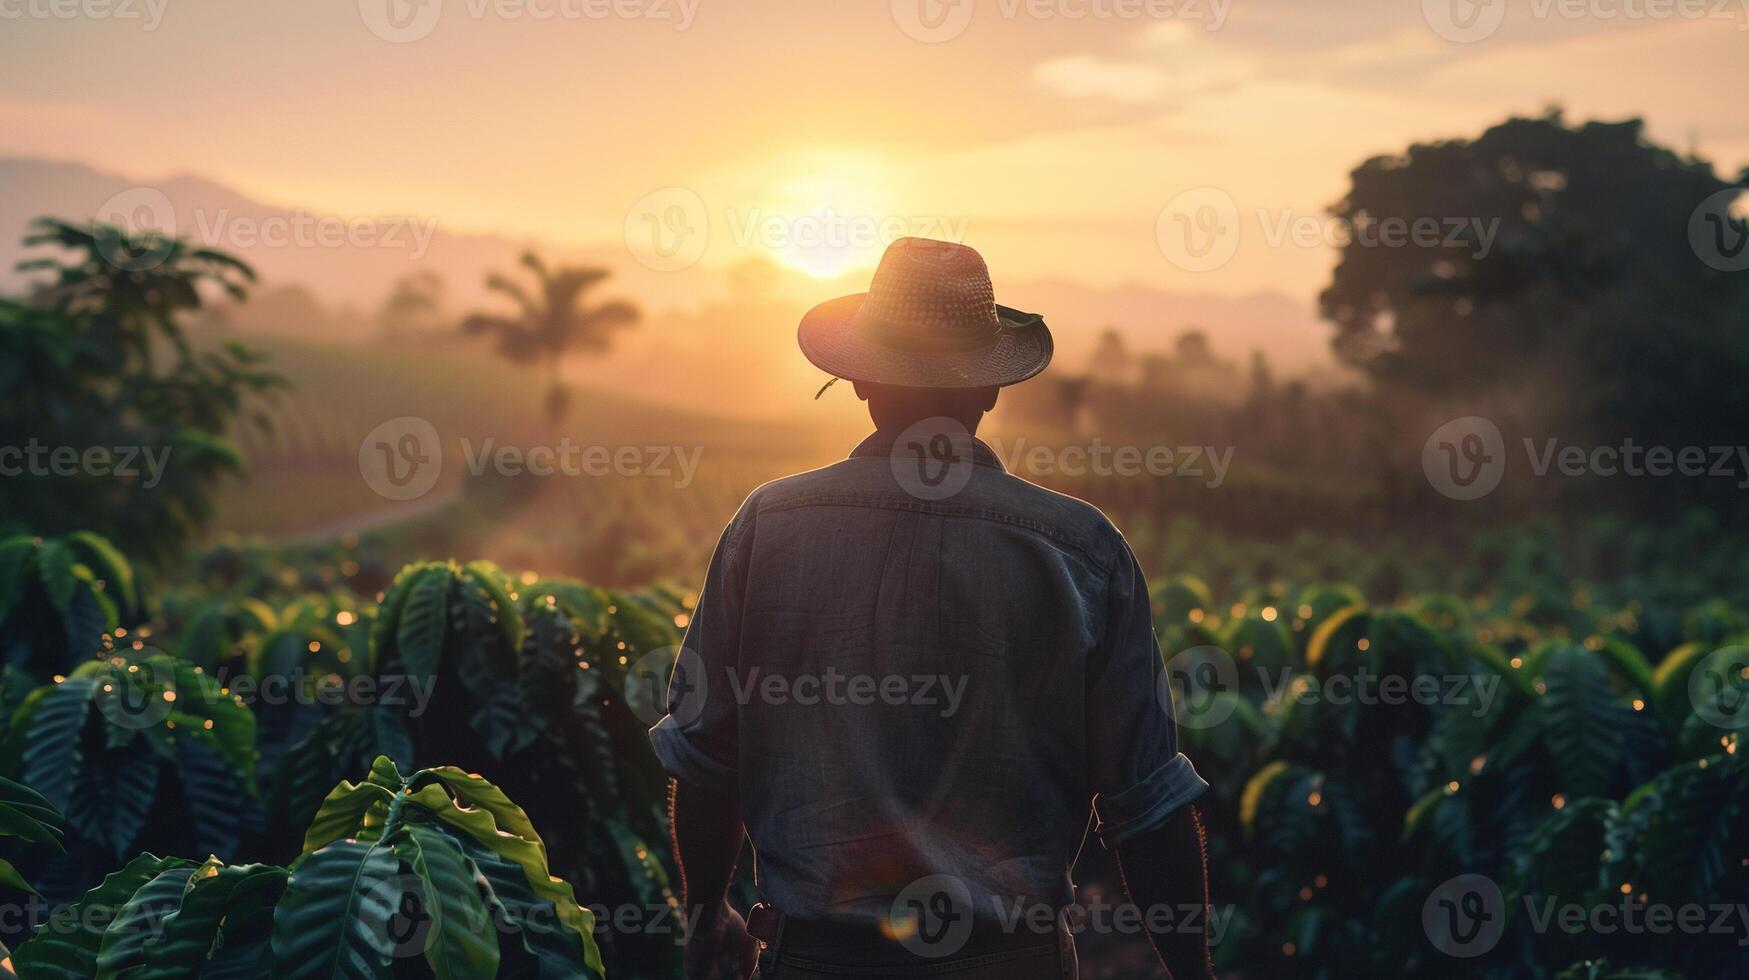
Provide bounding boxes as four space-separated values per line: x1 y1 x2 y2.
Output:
850 428 1006 472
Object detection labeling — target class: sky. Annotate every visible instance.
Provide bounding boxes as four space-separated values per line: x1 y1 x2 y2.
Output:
2 0 1747 303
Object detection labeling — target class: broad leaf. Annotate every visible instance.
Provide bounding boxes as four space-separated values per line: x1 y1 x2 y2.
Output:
93 864 198 979
391 823 500 980
11 854 193 979
269 839 399 979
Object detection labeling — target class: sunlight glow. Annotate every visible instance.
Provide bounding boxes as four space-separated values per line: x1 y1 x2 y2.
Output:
751 157 905 279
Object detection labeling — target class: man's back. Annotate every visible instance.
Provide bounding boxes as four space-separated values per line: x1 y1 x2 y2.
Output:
656 237 1211 980
651 429 1206 924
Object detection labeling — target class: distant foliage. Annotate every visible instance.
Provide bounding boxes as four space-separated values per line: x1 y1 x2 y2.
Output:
2 219 283 564
1321 113 1749 513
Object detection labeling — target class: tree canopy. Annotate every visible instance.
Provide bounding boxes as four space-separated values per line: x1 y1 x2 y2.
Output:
1321 112 1749 508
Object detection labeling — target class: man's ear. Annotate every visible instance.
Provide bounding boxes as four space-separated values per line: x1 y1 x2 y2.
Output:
980 386 1000 413
852 380 873 403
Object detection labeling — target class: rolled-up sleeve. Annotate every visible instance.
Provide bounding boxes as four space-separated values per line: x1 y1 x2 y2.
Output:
648 511 750 795
1087 545 1208 847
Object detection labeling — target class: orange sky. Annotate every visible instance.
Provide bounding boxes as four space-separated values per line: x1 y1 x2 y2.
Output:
3 0 1746 302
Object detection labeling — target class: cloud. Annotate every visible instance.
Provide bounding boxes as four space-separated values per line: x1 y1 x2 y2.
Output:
1033 18 1255 105
1033 55 1173 103
1133 20 1197 50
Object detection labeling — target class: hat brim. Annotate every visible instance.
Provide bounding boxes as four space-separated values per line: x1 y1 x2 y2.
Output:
797 293 1054 389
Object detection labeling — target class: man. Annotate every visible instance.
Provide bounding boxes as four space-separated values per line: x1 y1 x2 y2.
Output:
649 238 1213 980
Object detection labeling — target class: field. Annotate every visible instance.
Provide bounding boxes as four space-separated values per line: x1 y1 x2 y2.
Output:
5 500 1747 978
0 336 1738 977
5 113 1749 976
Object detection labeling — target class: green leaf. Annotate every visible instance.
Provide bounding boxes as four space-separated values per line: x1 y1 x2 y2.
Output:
64 740 160 860
269 839 399 980
411 767 545 861
1155 574 1214 624
1402 786 1449 843
64 532 136 617
369 565 434 664
175 605 228 671
1239 760 1291 839
1616 754 1749 904
1541 644 1626 798
1306 606 1368 672
94 865 199 979
146 859 289 978
1651 641 1713 725
1506 797 1613 907
462 842 601 980
406 784 601 975
0 537 35 624
164 657 256 783
0 775 67 850
36 540 78 614
63 580 114 662
0 858 37 895
1222 615 1294 674
365 755 406 792
11 854 194 980
1592 636 1656 702
176 741 244 859
22 678 98 814
391 824 500 980
523 581 610 636
463 561 525 656
301 778 396 855
395 568 452 681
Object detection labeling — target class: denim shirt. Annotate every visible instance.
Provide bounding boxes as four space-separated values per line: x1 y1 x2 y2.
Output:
649 429 1207 922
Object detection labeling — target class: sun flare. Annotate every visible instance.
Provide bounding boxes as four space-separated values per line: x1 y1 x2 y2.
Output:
753 157 902 279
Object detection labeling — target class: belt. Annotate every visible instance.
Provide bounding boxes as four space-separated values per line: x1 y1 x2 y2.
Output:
745 903 1064 956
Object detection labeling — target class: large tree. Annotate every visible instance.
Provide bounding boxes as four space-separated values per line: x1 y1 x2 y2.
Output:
1321 112 1749 508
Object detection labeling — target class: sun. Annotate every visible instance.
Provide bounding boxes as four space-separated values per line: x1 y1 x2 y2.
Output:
755 157 901 279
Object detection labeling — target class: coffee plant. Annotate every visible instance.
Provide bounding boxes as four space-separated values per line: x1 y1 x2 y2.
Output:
0 522 1742 978
5 758 600 979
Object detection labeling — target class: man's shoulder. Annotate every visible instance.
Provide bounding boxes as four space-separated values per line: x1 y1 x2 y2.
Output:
733 457 1128 569
974 468 1129 561
733 459 858 512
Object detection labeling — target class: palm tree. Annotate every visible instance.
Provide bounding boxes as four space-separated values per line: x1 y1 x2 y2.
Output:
462 253 640 426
